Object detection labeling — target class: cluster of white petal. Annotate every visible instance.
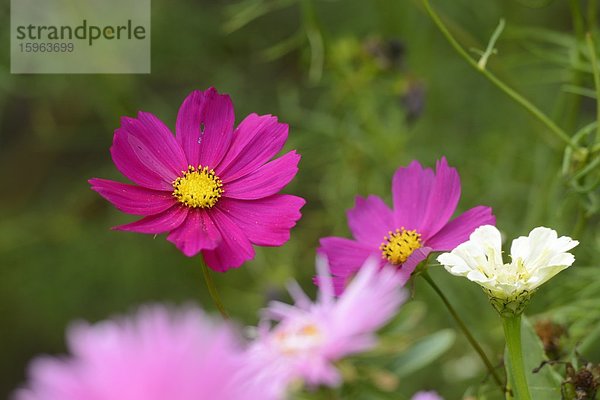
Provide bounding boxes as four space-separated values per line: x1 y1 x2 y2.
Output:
437 225 578 309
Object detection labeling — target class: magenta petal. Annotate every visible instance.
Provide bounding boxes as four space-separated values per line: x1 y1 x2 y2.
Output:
392 160 434 231
110 112 187 191
347 195 394 247
223 151 300 200
89 178 175 215
216 113 288 181
166 209 221 257
202 208 255 272
217 195 305 246
426 206 496 251
397 247 431 284
175 88 235 168
419 157 461 239
330 275 350 296
319 237 378 277
113 205 189 234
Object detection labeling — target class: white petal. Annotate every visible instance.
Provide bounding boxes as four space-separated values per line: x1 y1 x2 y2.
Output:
466 269 493 284
546 253 575 269
521 227 578 272
510 236 529 262
524 227 558 266
553 236 579 253
470 225 502 250
444 265 469 277
437 253 472 275
528 226 558 246
528 265 569 289
469 225 503 266
453 242 496 278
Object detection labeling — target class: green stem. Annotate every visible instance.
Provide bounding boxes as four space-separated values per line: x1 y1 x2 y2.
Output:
300 0 324 83
200 258 230 319
420 0 578 150
585 33 600 146
589 0 598 35
502 315 531 400
563 0 585 132
477 19 506 70
421 272 505 393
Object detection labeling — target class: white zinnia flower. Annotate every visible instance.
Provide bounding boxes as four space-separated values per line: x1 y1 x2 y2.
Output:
437 225 578 316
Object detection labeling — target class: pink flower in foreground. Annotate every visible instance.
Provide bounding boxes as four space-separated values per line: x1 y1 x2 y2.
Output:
412 391 444 400
14 305 266 400
319 157 495 294
243 257 407 398
90 88 305 271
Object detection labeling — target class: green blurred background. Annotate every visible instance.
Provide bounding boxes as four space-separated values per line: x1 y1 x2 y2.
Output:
1 0 599 398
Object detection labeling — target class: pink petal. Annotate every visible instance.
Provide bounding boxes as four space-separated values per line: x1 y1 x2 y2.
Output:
347 195 395 247
89 178 175 216
202 208 255 272
175 88 235 168
397 247 431 284
426 206 496 251
329 275 350 296
392 160 434 231
312 274 351 297
217 195 305 246
113 205 189 234
216 114 288 181
223 151 300 200
110 112 187 191
318 237 379 278
419 157 461 240
166 209 221 257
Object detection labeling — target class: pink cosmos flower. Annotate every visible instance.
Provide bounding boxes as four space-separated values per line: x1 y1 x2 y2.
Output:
89 88 305 271
13 305 268 400
319 157 495 293
243 257 407 398
412 391 444 400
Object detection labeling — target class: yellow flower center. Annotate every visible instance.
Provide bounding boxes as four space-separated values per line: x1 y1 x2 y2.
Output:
380 228 422 265
172 165 224 208
274 323 323 356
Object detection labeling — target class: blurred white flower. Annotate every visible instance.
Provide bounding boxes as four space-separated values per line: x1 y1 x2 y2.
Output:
437 225 578 315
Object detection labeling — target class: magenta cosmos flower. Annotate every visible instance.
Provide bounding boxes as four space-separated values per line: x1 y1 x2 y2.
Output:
13 305 268 400
319 157 495 293
242 257 407 398
89 88 305 271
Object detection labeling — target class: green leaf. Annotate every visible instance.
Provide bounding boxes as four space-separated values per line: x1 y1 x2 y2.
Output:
465 381 506 400
504 316 563 400
381 301 427 335
390 329 456 377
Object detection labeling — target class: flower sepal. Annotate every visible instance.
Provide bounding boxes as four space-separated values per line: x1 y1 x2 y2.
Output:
486 288 535 318
411 254 432 277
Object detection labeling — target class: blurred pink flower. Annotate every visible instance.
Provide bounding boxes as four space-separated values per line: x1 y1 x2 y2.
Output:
412 391 444 400
319 157 495 294
14 305 266 400
243 257 407 397
90 87 304 271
